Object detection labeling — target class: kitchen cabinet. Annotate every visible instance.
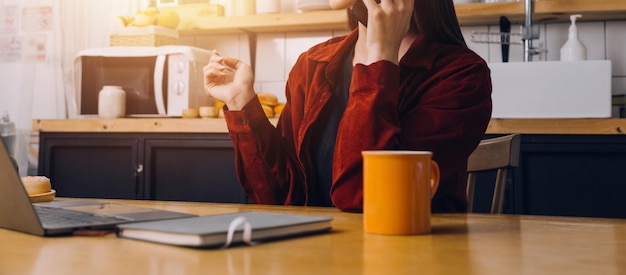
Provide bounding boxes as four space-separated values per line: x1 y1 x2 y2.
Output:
38 132 247 203
143 138 242 202
472 134 626 219
168 0 626 36
33 118 626 218
38 136 140 199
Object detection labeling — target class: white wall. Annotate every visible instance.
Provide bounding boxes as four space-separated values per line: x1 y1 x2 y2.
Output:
0 0 149 129
0 0 148 175
181 18 626 107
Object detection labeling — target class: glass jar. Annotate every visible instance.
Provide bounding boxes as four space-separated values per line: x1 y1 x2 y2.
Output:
98 85 126 118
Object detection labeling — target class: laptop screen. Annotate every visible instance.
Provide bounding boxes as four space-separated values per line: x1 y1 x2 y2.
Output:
0 138 46 235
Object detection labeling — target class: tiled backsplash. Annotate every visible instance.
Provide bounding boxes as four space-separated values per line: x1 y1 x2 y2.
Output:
180 19 626 105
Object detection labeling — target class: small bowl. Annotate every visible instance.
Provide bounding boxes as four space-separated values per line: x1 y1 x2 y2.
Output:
199 106 217 118
30 189 56 203
181 108 199 118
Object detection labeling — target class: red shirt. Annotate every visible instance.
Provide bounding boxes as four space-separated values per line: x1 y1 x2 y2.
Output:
223 30 492 212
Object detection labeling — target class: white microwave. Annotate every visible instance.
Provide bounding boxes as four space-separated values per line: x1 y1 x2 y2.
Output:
72 45 212 117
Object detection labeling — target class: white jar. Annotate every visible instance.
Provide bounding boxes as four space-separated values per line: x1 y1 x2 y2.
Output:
256 0 280 14
234 0 256 16
214 0 235 16
98 85 126 118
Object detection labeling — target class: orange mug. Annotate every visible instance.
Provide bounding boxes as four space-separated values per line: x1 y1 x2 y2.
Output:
362 151 440 235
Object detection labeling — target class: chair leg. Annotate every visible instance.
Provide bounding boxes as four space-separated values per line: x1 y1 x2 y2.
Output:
466 174 476 213
491 169 508 214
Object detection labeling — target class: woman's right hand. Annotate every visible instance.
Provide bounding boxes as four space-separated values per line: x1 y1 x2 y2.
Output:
203 50 256 110
361 0 414 65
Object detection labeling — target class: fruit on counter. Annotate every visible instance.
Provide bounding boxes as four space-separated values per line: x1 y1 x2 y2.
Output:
116 15 135 27
144 6 160 16
262 105 275 118
134 6 159 26
212 94 283 118
257 93 278 107
155 11 180 29
257 93 282 118
214 99 225 118
116 6 180 29
133 12 156 27
214 99 225 110
274 103 285 116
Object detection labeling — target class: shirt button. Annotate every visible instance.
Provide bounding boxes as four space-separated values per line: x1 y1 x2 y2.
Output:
239 118 247 124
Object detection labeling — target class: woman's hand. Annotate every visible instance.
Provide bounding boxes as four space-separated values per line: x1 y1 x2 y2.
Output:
362 0 414 64
203 50 256 110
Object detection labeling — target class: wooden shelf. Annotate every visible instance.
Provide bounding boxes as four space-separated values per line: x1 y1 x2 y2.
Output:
180 9 351 35
172 0 626 36
457 0 626 25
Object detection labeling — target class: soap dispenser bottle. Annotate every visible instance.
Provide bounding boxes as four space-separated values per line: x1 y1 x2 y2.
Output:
560 14 587 61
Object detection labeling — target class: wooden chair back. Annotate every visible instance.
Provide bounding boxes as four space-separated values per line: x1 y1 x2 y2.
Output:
466 134 521 214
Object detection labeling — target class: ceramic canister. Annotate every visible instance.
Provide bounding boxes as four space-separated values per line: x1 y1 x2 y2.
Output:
98 85 126 118
256 0 280 13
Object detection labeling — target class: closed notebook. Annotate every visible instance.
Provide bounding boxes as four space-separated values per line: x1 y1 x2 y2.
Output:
116 211 332 248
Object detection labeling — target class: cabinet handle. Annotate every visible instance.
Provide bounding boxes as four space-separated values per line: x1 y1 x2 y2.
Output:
134 164 144 199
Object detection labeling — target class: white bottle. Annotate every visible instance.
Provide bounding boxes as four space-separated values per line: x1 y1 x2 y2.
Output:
98 86 126 118
560 14 587 61
0 112 16 156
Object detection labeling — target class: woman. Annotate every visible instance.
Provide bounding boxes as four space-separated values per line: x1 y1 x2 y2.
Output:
203 0 492 212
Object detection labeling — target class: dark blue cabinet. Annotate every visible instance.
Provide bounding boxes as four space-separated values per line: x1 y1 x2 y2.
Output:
39 132 626 218
473 134 626 218
38 132 247 203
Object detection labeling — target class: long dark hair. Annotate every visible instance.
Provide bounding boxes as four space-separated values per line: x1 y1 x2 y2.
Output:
348 0 466 47
412 0 466 46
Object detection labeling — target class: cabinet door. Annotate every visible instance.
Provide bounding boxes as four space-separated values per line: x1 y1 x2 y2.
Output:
514 135 626 219
38 134 141 199
144 137 246 203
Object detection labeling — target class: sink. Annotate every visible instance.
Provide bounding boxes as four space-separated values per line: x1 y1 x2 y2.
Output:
488 60 612 118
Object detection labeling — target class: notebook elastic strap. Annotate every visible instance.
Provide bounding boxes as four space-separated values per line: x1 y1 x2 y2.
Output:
223 216 253 248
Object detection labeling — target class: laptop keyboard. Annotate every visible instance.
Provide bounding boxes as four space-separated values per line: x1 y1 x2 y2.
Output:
34 205 131 228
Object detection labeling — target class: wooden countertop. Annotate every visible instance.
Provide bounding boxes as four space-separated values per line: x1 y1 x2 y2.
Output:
33 118 238 134
33 118 626 135
1 199 625 274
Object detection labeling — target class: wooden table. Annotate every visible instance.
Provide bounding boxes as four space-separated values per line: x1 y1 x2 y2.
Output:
1 199 625 274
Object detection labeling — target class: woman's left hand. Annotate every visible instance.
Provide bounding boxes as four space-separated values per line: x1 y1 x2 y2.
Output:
203 50 256 110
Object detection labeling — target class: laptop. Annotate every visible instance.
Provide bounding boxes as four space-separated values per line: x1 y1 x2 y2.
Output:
0 139 196 236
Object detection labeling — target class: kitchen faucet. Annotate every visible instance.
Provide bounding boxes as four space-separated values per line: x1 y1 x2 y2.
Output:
522 0 541 62
469 0 545 61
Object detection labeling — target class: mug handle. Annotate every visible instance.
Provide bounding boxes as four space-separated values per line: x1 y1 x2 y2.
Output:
430 160 440 199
